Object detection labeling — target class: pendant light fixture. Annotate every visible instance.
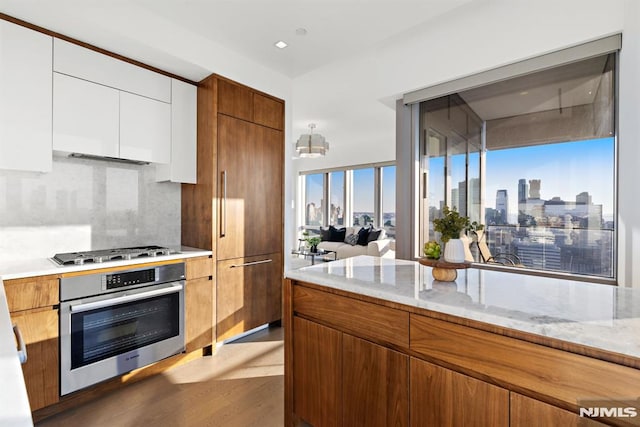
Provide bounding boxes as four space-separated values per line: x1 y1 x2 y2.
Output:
296 123 329 158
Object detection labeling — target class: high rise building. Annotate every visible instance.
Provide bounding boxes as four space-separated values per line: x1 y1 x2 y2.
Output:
529 179 541 199
518 179 528 203
496 189 508 224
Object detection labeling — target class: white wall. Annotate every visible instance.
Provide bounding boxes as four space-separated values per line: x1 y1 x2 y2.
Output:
291 0 640 285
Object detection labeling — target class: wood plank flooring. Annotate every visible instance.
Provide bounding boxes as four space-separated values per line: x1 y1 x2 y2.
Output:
38 326 284 427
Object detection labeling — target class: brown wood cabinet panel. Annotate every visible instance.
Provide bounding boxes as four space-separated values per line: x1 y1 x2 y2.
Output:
342 334 408 427
217 78 252 122
410 358 508 427
185 276 214 352
4 275 59 311
293 316 342 427
181 75 216 251
511 393 606 427
410 314 640 414
253 93 283 130
11 308 59 411
217 114 283 260
185 256 213 280
216 252 282 341
292 285 409 349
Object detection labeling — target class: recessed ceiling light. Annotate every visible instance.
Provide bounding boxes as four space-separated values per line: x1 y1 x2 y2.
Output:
295 28 307 36
274 40 288 49
520 91 529 96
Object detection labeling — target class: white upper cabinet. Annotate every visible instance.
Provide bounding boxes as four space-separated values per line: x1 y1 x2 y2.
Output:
120 92 171 164
53 73 120 157
53 39 171 103
157 79 197 183
0 20 52 172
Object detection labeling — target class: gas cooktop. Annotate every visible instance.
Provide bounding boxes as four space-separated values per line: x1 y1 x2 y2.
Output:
52 245 173 266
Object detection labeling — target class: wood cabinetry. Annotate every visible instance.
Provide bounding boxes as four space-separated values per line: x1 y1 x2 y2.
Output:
217 252 283 341
410 358 508 427
292 316 409 427
185 256 214 352
285 280 640 427
511 393 606 427
0 19 52 172
5 275 59 411
182 74 284 343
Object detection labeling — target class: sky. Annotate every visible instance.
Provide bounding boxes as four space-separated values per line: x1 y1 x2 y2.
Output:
485 137 615 220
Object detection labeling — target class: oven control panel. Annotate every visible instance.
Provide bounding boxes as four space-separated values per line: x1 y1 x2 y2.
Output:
105 268 157 290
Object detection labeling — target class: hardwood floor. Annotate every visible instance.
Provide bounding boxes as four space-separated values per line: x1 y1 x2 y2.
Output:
38 326 284 427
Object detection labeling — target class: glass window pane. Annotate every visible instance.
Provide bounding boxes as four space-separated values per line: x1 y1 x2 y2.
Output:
382 166 396 238
304 173 324 226
420 52 616 279
329 171 344 226
353 168 374 227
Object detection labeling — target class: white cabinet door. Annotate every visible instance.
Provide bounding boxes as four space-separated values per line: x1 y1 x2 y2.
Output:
0 20 52 172
157 79 197 183
52 73 120 158
53 39 171 103
119 92 171 164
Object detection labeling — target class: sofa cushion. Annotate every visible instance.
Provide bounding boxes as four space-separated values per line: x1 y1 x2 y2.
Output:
319 226 330 241
329 225 346 242
367 228 382 243
345 233 359 246
357 226 371 246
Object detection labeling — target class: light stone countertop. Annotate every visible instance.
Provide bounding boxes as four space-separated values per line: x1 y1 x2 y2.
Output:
286 255 640 360
0 246 212 280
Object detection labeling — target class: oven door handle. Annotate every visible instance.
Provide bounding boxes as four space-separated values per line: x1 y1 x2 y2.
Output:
70 283 184 313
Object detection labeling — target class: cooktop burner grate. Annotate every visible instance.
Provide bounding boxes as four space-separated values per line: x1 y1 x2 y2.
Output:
52 246 172 265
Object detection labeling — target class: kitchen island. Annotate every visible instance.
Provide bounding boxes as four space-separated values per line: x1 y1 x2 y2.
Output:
285 256 640 427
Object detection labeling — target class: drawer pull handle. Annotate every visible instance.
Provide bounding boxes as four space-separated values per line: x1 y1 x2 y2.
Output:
230 259 273 268
13 324 27 364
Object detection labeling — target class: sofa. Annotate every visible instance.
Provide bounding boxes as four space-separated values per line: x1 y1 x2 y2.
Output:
316 225 395 260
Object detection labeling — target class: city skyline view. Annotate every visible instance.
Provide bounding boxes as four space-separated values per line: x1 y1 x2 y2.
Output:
486 137 615 222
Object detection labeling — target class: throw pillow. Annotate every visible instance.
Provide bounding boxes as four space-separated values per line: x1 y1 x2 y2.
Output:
329 225 346 242
345 233 359 246
357 226 371 246
367 228 382 243
319 226 330 241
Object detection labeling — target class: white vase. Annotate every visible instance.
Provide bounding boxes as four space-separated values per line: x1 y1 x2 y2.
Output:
444 238 466 263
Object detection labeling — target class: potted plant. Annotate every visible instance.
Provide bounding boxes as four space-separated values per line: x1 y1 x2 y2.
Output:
305 236 321 253
432 206 470 263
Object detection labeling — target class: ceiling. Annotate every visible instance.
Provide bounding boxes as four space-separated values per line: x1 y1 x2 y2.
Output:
460 55 609 121
0 0 472 81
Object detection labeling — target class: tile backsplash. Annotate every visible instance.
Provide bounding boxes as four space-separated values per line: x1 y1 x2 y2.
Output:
0 155 181 262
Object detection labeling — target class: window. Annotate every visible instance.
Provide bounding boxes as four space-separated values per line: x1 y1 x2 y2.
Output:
329 171 345 226
419 52 616 279
381 166 396 238
300 163 395 237
353 168 375 226
304 173 324 227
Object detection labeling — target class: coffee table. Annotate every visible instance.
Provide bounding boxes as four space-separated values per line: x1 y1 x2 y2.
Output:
291 248 337 265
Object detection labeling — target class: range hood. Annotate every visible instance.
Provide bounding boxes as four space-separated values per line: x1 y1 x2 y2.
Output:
68 153 150 166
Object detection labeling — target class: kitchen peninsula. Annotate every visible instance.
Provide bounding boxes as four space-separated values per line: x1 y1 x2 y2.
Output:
285 256 640 427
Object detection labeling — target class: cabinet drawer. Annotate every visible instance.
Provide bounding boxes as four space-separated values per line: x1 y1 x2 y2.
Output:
410 314 640 412
293 284 409 349
54 38 170 102
4 276 59 312
185 256 213 280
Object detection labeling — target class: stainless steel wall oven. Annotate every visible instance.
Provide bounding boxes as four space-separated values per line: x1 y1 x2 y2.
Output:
59 262 185 395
